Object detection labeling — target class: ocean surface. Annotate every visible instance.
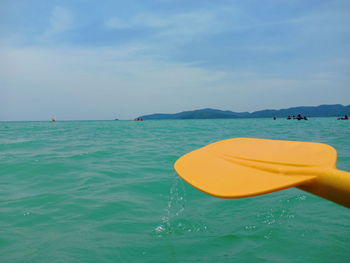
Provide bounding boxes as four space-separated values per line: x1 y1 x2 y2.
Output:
1 118 349 263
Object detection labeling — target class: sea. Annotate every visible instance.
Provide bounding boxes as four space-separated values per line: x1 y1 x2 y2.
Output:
1 118 349 263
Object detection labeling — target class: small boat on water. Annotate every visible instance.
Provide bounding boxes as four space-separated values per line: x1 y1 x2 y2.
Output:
338 115 349 120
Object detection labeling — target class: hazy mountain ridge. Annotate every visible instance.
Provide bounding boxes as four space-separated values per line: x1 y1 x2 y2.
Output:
138 104 350 120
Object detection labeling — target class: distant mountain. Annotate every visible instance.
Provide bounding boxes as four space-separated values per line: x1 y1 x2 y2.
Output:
138 108 249 120
249 104 350 118
137 104 350 120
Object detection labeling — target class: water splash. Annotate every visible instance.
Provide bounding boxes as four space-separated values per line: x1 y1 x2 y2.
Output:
154 176 208 236
155 176 187 236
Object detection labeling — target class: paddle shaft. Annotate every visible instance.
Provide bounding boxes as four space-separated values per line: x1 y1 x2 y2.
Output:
297 168 350 208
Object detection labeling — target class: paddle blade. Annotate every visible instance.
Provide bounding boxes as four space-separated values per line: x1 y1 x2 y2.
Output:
174 138 337 198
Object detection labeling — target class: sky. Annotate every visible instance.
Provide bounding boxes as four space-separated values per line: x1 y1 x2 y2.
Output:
1 0 350 120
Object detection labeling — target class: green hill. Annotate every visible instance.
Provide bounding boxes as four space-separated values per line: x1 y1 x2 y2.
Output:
137 104 350 120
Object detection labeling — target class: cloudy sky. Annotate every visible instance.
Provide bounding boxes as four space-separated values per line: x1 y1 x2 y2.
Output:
1 0 349 120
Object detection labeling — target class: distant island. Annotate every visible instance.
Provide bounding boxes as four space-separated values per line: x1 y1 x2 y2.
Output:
136 104 350 120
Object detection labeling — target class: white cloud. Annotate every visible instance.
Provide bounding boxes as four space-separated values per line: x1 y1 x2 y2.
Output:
42 6 73 39
0 46 227 120
105 17 130 29
1 45 349 121
105 13 172 29
51 7 73 32
105 9 224 44
1 1 349 121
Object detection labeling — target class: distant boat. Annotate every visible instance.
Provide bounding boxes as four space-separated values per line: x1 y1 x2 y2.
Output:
134 117 144 121
338 115 349 120
51 118 56 122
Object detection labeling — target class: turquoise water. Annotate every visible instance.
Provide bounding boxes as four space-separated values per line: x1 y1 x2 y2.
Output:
1 118 349 262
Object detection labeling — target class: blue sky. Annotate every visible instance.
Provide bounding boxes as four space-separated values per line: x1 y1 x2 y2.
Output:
1 0 349 120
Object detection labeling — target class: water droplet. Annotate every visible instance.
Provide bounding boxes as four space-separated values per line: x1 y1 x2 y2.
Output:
155 225 165 233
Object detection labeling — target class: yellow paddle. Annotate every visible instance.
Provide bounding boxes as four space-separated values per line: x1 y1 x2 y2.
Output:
174 138 350 208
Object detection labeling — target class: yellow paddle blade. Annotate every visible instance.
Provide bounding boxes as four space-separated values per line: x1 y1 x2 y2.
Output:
174 138 337 198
